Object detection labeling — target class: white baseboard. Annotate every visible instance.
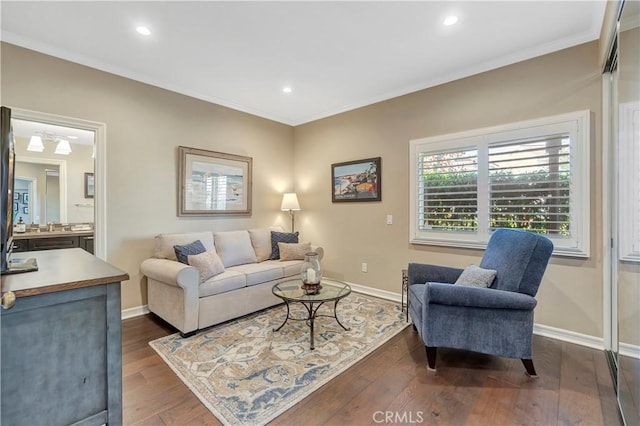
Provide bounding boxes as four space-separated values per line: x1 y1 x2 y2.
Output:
121 283 640 359
532 323 604 350
348 282 403 304
619 342 640 359
121 304 150 320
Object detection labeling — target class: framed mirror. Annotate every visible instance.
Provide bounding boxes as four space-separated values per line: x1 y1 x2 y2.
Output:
84 172 94 199
177 146 252 216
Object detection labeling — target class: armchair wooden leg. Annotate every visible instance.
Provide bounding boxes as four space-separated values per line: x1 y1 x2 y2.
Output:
426 346 437 372
521 359 537 377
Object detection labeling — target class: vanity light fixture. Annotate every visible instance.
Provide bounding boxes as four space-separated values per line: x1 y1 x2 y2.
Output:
136 26 151 36
54 139 72 155
443 15 458 26
27 135 45 152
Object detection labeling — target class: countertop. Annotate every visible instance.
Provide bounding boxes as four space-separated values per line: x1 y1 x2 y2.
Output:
1 248 129 297
12 230 94 239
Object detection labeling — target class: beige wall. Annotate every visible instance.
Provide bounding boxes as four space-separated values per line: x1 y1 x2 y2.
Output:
1 43 295 310
294 41 604 337
0 40 610 338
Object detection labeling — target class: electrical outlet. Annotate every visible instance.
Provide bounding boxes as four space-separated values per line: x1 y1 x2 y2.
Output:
361 262 368 273
386 214 393 225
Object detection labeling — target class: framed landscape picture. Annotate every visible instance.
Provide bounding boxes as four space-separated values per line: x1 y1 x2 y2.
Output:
332 157 381 202
178 146 252 216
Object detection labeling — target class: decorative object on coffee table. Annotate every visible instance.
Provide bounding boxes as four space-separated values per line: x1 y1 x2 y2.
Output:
300 251 322 294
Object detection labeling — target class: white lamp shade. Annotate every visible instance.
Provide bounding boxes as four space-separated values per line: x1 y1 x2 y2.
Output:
27 135 45 152
55 139 72 155
281 193 300 211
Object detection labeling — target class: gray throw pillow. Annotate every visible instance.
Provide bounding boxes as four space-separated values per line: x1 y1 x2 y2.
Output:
174 240 206 265
454 264 497 288
270 231 299 260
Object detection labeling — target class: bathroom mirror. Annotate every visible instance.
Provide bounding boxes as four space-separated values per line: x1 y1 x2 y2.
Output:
11 119 95 226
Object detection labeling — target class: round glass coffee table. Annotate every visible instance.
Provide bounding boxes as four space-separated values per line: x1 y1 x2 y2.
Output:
272 278 351 350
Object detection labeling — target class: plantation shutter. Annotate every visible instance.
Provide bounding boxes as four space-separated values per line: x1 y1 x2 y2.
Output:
488 135 571 237
418 148 478 232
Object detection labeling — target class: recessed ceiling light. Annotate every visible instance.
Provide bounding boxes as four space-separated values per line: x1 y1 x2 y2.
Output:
283 87 293 94
136 26 151 36
443 16 458 26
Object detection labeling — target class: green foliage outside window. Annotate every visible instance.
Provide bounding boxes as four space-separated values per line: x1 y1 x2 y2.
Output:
421 170 570 236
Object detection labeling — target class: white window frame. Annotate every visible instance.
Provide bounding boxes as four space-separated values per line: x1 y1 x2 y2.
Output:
618 101 640 262
409 110 591 258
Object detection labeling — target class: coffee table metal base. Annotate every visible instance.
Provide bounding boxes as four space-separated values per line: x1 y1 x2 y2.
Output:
273 299 350 350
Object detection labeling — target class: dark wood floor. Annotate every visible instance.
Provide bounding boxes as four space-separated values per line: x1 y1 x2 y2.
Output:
122 314 623 425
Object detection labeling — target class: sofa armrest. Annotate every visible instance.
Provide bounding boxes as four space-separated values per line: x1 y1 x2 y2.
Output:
140 258 199 289
408 262 463 286
311 245 324 261
426 282 537 310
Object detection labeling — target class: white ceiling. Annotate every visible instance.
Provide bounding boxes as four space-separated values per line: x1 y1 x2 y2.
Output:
1 1 607 126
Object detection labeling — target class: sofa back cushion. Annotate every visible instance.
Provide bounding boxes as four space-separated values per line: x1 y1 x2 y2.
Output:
154 231 215 261
248 227 283 262
214 230 258 267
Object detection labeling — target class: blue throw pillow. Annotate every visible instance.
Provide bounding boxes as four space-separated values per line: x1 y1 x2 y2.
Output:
174 240 206 265
270 231 299 260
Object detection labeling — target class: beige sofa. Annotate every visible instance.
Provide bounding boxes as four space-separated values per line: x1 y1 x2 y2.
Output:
140 227 323 337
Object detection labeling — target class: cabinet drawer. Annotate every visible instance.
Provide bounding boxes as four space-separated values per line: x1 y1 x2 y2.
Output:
28 236 79 251
11 239 29 253
80 236 94 254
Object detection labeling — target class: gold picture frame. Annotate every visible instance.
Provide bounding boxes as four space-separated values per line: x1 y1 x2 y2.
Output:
178 146 252 216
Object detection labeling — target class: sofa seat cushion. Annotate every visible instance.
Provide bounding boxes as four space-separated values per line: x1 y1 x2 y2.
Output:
227 263 284 286
214 230 258 267
261 259 305 278
199 269 247 298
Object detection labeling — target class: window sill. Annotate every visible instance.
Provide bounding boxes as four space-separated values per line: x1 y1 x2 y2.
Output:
409 237 589 259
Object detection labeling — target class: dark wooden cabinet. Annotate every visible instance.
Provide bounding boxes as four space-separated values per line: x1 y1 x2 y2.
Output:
11 238 28 252
80 236 95 254
28 236 79 251
13 233 94 254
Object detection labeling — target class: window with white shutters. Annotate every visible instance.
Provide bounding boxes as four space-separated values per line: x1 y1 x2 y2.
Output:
409 110 590 257
418 148 478 233
488 136 571 237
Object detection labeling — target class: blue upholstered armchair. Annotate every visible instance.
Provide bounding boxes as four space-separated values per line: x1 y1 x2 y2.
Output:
408 228 553 376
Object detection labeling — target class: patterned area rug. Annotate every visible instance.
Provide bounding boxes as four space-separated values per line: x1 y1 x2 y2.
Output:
149 292 408 425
